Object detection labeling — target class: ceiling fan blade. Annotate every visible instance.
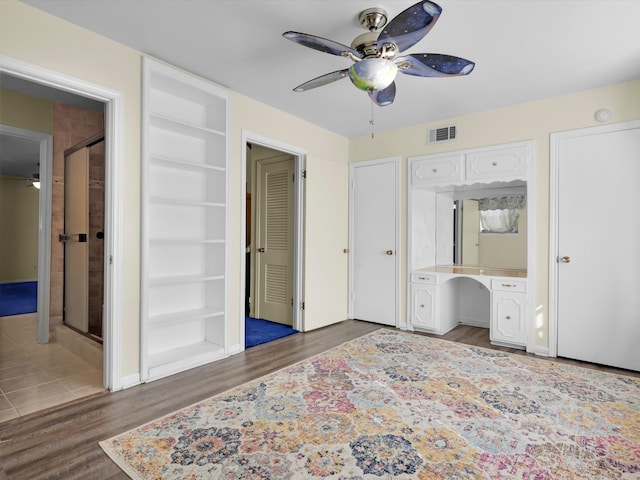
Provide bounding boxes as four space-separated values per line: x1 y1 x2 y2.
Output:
396 54 475 77
293 69 349 92
283 31 363 58
368 82 396 106
377 1 442 52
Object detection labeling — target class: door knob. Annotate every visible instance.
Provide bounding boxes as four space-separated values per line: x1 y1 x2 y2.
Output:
385 250 393 255
561 256 571 263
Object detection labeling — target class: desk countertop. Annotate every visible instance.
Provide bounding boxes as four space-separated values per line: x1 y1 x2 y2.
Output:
418 265 527 278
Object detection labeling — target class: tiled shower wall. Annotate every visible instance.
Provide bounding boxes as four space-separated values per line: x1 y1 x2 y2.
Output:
50 103 104 334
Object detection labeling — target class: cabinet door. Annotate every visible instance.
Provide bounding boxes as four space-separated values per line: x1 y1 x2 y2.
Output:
411 154 464 186
491 292 526 345
466 144 530 181
410 284 437 329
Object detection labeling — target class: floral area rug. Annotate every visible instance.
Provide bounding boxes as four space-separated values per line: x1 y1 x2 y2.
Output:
100 329 640 479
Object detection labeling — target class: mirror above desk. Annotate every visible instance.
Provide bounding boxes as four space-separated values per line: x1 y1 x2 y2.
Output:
451 183 527 270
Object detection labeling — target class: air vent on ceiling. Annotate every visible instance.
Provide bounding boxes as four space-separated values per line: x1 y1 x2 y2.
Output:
428 125 457 144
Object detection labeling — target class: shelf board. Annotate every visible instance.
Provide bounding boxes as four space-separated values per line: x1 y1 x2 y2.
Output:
150 112 225 138
148 307 225 326
149 238 225 246
149 154 226 173
149 196 225 208
149 273 225 286
148 341 226 380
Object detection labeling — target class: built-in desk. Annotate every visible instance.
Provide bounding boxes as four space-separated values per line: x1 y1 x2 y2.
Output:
409 265 528 348
422 265 527 278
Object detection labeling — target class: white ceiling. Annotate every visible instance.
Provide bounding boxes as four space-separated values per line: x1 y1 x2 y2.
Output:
17 0 640 138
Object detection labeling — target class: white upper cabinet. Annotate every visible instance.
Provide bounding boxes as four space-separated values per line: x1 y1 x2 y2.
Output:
141 58 229 382
466 145 529 181
411 153 464 186
411 142 531 187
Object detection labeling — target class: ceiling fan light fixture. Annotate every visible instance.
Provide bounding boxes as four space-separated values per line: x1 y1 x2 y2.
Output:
348 58 398 92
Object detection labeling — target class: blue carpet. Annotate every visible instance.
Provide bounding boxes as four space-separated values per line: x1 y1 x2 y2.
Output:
245 317 298 348
0 281 38 317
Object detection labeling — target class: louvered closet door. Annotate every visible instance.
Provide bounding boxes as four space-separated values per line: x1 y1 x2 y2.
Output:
256 157 294 325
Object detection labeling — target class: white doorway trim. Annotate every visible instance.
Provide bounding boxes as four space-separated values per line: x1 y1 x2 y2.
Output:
0 55 124 391
0 124 52 343
348 157 401 326
548 119 640 359
241 130 306 345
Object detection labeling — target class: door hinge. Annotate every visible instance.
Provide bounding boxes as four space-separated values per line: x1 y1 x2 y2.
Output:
302 170 307 179
301 301 305 311
109 255 113 265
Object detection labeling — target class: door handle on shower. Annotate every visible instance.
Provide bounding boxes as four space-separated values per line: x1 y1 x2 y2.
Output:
59 233 87 243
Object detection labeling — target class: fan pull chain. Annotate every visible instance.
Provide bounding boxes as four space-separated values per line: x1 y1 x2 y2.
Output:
370 101 375 139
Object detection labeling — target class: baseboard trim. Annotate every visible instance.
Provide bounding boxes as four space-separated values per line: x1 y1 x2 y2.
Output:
119 374 141 390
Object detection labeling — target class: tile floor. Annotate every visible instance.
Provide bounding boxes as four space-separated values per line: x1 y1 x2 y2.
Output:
0 313 105 423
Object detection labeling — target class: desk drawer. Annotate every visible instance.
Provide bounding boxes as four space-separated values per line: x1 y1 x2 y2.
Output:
411 272 437 284
491 278 526 292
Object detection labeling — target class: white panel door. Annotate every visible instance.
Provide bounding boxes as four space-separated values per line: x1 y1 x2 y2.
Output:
256 157 294 325
556 124 640 371
64 147 89 332
351 159 398 326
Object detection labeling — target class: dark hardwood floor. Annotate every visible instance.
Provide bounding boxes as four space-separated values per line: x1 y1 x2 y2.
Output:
1 320 637 479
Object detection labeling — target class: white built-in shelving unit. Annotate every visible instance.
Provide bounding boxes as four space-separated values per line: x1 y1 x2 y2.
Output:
141 57 229 382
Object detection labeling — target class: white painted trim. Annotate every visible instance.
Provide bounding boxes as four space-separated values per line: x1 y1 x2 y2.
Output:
348 156 401 328
120 374 141 390
0 55 125 391
0 125 52 343
524 142 536 355
227 343 243 355
241 130 307 341
548 120 640 359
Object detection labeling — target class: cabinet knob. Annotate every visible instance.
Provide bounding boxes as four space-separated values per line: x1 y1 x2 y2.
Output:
432 168 437 173
257 247 265 253
505 315 511 320
385 250 393 255
420 304 425 308
492 161 498 166
561 256 571 263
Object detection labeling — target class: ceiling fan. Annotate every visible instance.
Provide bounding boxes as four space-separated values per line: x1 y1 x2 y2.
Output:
283 0 474 107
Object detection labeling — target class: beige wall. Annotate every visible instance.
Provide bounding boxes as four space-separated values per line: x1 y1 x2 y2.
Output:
0 88 53 133
349 79 640 348
0 176 39 281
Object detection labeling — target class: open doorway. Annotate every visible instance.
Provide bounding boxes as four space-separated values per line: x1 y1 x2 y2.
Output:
0 58 124 420
243 135 305 349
